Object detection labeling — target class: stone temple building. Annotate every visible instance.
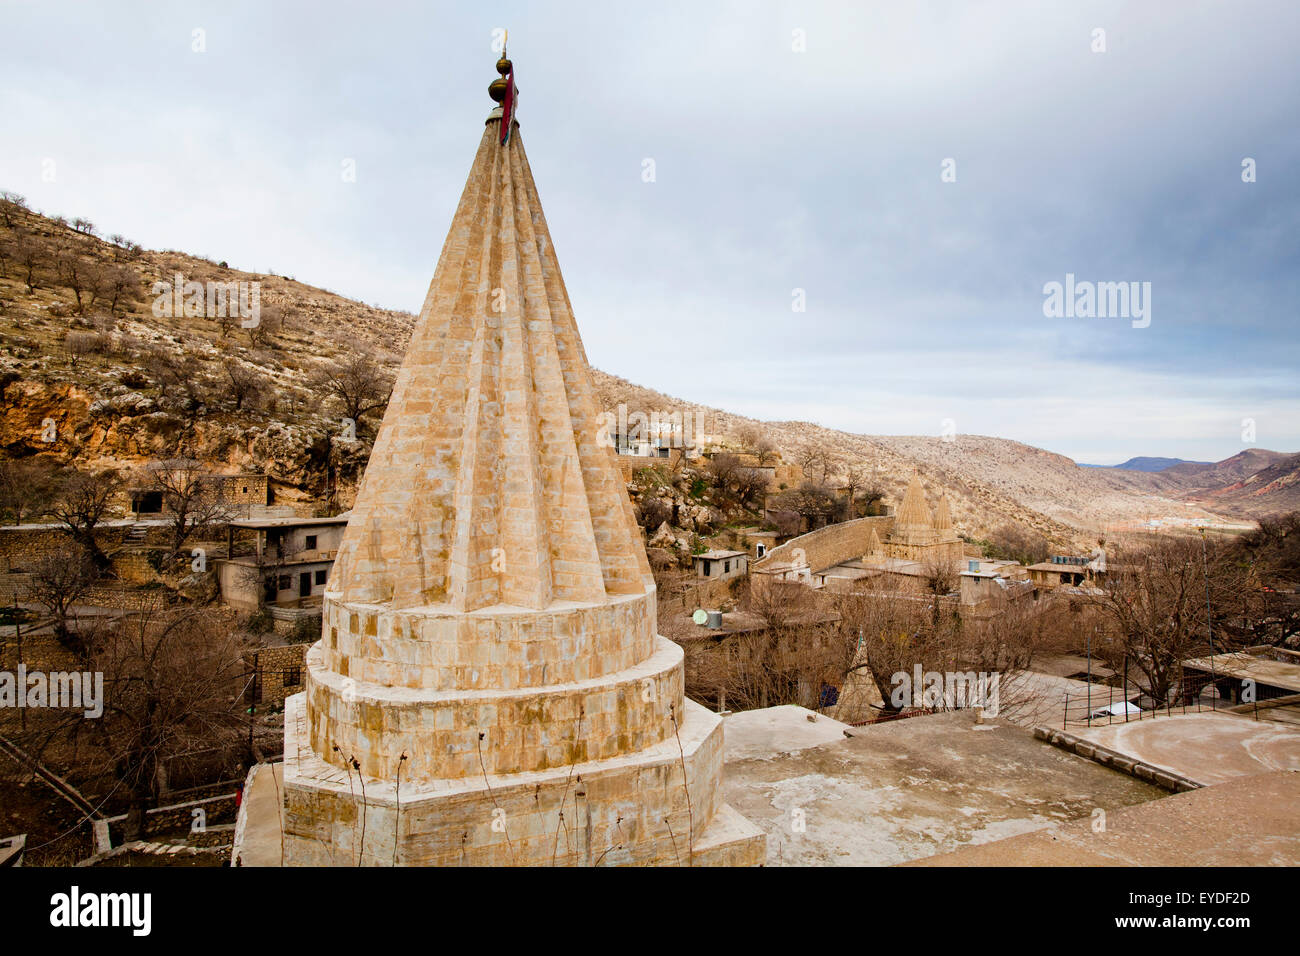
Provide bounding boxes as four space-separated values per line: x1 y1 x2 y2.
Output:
274 56 765 866
868 473 963 566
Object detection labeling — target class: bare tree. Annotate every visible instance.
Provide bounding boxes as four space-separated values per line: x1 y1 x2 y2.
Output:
47 467 123 569
144 346 206 413
26 546 97 647
222 359 264 411
829 577 960 714
705 452 740 491
1235 513 1300 646
682 581 840 711
1087 534 1260 706
59 253 91 313
753 435 778 467
732 465 768 510
83 261 110 311
245 303 284 346
75 599 251 838
147 458 236 560
636 497 672 532
64 330 98 367
921 553 959 600
0 458 58 525
768 482 844 532
313 350 394 427
984 523 1050 566
14 231 44 293
0 190 29 228
842 463 884 515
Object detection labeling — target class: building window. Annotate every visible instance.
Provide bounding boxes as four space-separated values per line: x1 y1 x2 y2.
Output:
315 569 327 585
284 666 301 687
242 486 249 494
278 575 291 591
702 563 711 577
305 535 318 550
724 560 730 573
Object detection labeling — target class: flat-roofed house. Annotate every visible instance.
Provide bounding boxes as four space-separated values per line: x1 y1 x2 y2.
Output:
694 549 749 581
217 514 350 611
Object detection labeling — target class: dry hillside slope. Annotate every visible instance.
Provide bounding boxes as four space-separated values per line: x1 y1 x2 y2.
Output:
1 198 1280 543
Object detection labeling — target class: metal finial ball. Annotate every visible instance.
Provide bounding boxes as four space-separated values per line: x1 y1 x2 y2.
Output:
488 77 508 103
496 56 512 76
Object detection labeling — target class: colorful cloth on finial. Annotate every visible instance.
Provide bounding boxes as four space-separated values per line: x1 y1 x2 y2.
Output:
500 66 515 145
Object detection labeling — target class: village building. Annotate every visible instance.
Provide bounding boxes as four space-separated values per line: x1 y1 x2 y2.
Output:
242 642 310 709
127 472 271 517
1025 553 1106 590
1181 646 1300 706
693 549 749 581
215 515 348 611
738 528 779 559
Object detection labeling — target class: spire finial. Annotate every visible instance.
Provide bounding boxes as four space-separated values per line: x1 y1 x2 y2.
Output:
489 33 513 103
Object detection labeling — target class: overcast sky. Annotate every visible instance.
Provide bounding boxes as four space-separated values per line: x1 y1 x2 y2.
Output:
3 1 1297 464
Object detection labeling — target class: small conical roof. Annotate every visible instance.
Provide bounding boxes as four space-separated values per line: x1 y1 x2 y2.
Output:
864 527 882 556
895 473 933 529
329 99 651 612
934 494 953 531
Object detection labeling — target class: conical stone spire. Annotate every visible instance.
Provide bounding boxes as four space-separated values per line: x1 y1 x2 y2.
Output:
329 111 650 613
278 59 764 868
934 494 953 531
864 526 882 560
896 473 933 529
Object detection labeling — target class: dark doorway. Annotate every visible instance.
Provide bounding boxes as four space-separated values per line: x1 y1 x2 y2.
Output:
299 572 312 598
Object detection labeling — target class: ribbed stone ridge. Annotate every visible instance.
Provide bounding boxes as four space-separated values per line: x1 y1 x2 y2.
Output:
329 119 651 613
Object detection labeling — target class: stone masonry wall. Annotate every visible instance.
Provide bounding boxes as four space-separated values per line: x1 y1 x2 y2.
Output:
753 515 896 574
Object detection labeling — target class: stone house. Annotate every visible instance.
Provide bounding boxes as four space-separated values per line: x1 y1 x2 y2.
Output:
694 549 749 581
216 515 349 611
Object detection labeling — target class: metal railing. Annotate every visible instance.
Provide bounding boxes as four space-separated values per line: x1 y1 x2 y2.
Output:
1060 668 1286 729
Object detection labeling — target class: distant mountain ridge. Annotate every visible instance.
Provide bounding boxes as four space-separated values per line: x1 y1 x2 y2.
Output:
1079 456 1212 472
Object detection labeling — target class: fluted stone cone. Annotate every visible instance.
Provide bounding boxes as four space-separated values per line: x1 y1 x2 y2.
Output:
896 473 933 529
279 78 764 867
331 122 651 613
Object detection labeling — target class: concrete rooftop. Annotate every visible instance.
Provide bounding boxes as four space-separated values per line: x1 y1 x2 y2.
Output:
1070 712 1300 786
721 709 1164 866
910 770 1300 866
722 705 854 761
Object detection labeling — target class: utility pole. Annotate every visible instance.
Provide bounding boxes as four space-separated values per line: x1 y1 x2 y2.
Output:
1200 527 1218 708
1086 624 1092 726
14 597 25 731
246 651 259 761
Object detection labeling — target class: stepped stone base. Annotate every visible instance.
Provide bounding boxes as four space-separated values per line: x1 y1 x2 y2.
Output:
279 693 765 866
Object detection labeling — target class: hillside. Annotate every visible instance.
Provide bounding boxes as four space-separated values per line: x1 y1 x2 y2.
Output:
1179 451 1300 517
0 197 1288 546
0 195 413 508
